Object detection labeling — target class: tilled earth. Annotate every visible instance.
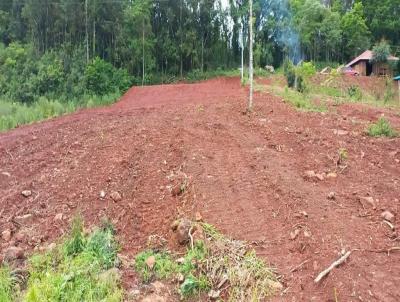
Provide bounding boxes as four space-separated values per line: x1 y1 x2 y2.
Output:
1 77 400 301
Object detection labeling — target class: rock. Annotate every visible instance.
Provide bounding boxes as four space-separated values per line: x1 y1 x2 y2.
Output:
315 173 325 181
208 289 220 299
176 257 185 264
303 230 312 238
195 212 203 222
290 229 300 240
360 197 376 210
100 190 106 199
147 235 167 250
54 213 63 222
327 192 336 200
170 220 180 231
267 280 283 290
21 190 32 197
381 211 395 223
177 273 185 283
4 246 24 262
15 232 25 242
300 211 308 218
303 170 317 180
141 294 166 302
14 214 34 225
326 172 337 179
1 172 11 177
110 191 122 202
175 218 192 245
333 129 349 136
145 255 156 269
1 230 11 242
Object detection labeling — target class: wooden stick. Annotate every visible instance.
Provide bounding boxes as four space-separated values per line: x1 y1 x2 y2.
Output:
314 251 351 283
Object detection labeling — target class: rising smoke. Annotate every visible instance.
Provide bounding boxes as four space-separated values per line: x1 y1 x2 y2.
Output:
259 0 302 64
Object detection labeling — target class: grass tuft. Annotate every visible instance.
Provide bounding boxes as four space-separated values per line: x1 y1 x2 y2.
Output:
0 266 17 302
367 117 398 137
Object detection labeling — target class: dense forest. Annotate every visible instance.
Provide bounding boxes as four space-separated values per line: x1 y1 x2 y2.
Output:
0 0 399 128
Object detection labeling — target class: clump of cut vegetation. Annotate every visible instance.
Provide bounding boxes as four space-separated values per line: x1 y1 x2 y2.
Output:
23 217 122 302
135 222 280 301
367 117 398 137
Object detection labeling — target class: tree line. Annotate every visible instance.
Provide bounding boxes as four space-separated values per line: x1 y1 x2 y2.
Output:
0 0 399 99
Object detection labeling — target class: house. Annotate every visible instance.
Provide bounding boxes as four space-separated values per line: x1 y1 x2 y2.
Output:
346 50 399 76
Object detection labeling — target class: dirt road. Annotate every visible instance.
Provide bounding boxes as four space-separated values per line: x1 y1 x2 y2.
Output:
1 77 400 301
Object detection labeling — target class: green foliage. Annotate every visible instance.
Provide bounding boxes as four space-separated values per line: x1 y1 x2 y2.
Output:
85 57 132 96
0 266 16 302
372 40 391 63
24 219 122 302
347 85 362 101
367 117 398 137
135 251 177 283
341 1 371 58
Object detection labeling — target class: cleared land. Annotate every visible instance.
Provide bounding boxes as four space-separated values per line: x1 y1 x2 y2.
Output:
1 77 400 301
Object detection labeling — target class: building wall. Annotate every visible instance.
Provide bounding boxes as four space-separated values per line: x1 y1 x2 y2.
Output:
353 61 366 76
372 62 394 77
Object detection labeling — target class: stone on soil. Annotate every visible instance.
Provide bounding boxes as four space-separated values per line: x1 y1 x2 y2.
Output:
175 218 192 244
1 230 11 241
145 255 156 269
110 191 122 202
381 211 395 223
21 190 32 197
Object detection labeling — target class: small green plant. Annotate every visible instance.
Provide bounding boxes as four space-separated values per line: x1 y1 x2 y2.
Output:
367 117 398 137
347 85 362 101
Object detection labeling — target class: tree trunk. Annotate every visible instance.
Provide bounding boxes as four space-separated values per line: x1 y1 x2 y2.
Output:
142 18 145 86
248 0 254 112
241 24 244 82
180 0 183 79
85 0 89 63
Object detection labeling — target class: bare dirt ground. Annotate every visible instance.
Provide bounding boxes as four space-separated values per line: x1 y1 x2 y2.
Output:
1 77 400 301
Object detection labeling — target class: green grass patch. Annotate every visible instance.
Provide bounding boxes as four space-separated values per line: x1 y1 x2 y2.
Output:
135 222 279 301
367 117 398 137
20 217 122 302
278 86 327 112
0 266 17 302
0 92 121 132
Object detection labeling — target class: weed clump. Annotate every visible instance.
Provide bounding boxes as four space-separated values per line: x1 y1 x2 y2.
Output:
0 266 16 302
367 117 398 137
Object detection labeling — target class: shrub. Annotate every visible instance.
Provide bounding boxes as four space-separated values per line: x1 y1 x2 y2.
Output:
367 117 397 137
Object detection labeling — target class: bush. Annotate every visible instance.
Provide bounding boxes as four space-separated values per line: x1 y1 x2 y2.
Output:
367 117 397 137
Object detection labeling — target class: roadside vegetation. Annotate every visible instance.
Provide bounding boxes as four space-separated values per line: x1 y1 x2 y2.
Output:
0 217 122 302
135 222 280 301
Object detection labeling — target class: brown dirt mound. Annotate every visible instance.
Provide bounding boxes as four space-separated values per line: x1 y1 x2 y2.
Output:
1 77 400 301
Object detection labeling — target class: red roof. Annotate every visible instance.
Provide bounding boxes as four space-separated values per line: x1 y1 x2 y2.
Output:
346 50 399 67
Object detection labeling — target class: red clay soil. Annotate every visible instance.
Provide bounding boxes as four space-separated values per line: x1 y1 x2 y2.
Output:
1 77 400 301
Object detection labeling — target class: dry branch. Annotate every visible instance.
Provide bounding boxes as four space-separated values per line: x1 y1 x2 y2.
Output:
314 251 351 283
